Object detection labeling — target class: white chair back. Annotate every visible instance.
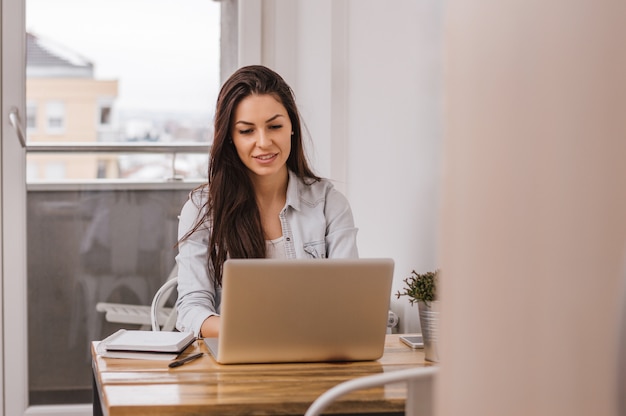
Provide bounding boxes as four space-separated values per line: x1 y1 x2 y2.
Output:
304 366 438 416
150 276 178 331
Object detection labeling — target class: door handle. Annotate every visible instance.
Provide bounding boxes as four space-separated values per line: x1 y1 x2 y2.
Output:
8 107 26 148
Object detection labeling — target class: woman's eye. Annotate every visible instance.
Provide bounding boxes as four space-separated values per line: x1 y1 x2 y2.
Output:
269 125 282 130
238 129 253 135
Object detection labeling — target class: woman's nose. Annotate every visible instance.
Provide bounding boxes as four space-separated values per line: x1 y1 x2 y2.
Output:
257 130 272 147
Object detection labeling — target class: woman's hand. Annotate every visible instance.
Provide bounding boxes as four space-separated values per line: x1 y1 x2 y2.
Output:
200 315 221 338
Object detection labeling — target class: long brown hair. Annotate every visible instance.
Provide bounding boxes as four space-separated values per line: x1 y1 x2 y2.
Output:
182 65 319 286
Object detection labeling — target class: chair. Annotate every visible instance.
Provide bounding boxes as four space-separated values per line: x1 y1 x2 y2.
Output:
150 276 178 331
96 265 178 331
304 366 438 416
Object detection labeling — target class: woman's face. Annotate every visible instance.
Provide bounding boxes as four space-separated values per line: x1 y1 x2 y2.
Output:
231 94 292 181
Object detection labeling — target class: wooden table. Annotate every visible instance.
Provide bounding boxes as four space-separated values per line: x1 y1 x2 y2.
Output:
92 334 432 416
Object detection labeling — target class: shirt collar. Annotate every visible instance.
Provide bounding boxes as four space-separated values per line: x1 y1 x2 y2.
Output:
285 169 301 211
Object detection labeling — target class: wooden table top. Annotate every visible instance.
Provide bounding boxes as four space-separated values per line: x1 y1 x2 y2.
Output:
92 334 432 416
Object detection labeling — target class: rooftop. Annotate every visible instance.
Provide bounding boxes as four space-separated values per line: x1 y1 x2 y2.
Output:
26 32 94 78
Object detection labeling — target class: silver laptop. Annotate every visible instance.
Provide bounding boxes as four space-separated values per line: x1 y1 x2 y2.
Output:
204 258 394 364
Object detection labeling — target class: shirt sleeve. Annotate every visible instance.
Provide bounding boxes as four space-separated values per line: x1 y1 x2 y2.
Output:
324 187 359 259
175 194 220 337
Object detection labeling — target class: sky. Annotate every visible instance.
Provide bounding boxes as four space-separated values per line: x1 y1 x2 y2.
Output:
26 0 221 116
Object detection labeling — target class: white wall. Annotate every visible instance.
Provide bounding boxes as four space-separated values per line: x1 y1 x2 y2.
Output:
344 1 443 333
246 0 443 333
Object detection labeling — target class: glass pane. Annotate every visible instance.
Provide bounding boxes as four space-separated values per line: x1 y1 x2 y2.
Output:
26 0 219 181
27 185 193 405
25 0 219 405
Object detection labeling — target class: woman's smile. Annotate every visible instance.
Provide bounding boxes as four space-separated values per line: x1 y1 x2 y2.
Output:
254 153 279 162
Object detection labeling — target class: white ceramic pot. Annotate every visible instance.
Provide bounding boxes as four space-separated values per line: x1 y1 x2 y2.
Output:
418 300 440 362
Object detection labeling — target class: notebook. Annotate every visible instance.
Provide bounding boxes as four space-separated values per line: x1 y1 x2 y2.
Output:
100 329 195 355
204 258 394 364
104 329 195 353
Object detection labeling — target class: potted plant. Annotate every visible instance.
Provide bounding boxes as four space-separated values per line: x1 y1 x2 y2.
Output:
396 269 440 362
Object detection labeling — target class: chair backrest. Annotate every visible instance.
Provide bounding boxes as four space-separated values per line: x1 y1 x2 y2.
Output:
304 366 438 416
150 266 178 331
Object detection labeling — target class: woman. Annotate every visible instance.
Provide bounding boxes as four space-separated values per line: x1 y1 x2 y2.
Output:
175 65 358 338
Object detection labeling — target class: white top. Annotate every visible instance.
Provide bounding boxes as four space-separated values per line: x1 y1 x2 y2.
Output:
266 236 287 259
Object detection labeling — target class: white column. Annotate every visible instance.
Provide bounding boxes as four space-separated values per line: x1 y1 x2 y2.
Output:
439 1 626 415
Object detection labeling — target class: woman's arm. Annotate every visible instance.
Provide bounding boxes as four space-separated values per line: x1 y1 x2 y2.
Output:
175 195 221 337
324 187 359 259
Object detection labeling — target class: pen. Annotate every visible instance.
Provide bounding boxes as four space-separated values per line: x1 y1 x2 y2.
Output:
168 352 203 368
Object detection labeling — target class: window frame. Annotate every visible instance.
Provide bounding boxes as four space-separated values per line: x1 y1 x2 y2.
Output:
2 0 239 414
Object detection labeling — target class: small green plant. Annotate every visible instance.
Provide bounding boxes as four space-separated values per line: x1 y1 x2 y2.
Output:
396 269 439 306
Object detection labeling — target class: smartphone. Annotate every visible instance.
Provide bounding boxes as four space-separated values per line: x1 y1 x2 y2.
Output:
400 334 424 349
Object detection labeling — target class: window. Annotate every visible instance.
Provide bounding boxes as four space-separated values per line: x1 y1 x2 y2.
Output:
99 102 112 126
6 0 239 413
44 161 65 180
26 101 37 131
26 162 39 181
21 0 229 410
26 0 223 181
97 97 116 141
45 100 65 134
